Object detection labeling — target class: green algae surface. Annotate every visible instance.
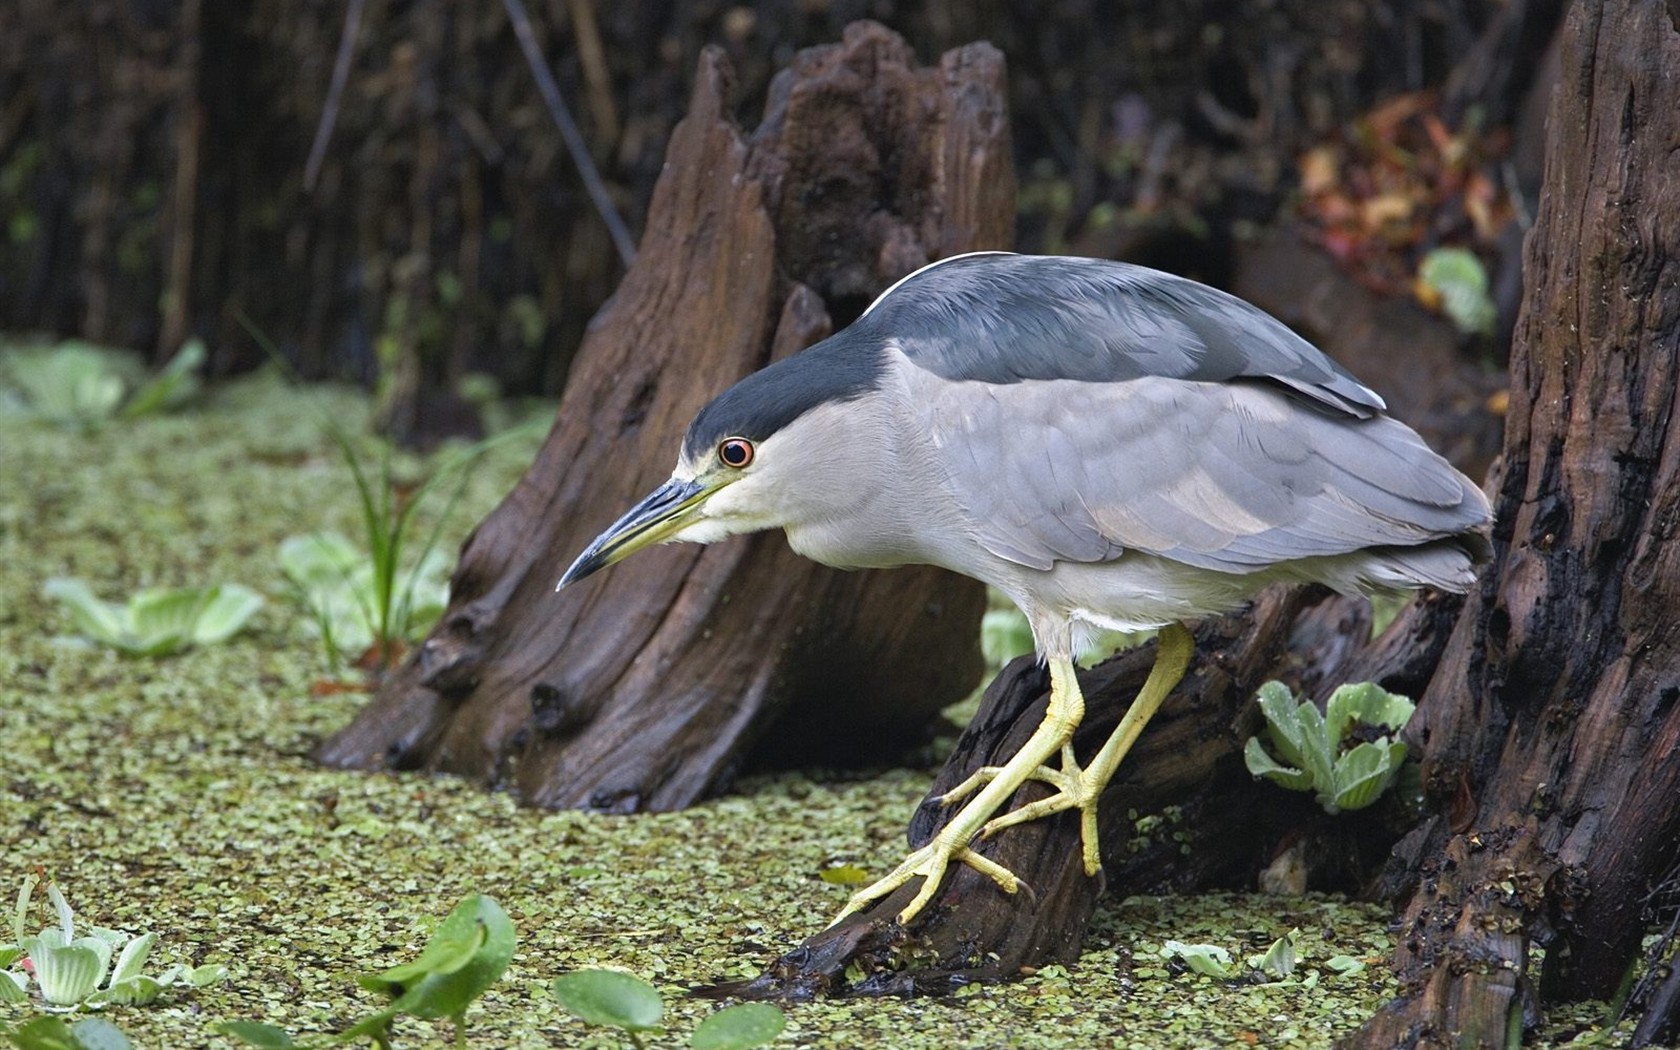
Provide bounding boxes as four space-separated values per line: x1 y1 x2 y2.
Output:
0 373 1632 1048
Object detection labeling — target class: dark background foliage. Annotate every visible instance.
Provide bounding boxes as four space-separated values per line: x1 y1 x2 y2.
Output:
0 0 1510 429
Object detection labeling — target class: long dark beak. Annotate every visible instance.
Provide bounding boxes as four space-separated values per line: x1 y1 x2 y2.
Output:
556 477 710 590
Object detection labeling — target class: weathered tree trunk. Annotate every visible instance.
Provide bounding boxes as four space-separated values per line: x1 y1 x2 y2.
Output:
317 24 1011 811
1352 0 1680 1044
741 4 1680 1035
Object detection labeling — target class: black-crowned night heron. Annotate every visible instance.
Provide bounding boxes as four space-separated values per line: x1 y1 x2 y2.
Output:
557 252 1491 925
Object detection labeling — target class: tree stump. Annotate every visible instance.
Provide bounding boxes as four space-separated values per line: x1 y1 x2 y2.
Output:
1352 0 1680 1044
316 23 1013 811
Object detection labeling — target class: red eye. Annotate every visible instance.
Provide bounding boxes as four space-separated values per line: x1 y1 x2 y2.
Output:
718 437 755 468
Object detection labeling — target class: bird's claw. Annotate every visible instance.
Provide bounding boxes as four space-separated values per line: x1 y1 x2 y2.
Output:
938 742 1082 807
976 761 1104 876
829 833 1023 927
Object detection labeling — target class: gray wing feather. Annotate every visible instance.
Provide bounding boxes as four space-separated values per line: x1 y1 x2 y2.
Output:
863 253 1386 419
906 370 1487 575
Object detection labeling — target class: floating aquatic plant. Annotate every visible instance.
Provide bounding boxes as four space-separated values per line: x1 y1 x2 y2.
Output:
0 339 203 431
4 1015 135 1050
1243 680 1416 815
41 579 262 657
550 968 786 1050
221 894 515 1050
277 531 448 670
1 876 226 1011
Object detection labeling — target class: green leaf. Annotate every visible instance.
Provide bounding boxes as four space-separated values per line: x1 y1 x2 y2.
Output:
0 969 27 1002
86 975 165 1007
187 962 228 987
7 1016 82 1050
1242 736 1313 791
0 345 132 430
361 923 485 992
1418 247 1496 337
1159 941 1235 979
691 1003 787 1050
360 895 515 1021
278 533 364 590
43 581 260 655
40 579 129 650
334 1008 399 1046
126 587 212 655
121 339 204 419
214 1022 297 1048
65 1020 132 1050
1254 682 1311 770
550 969 664 1031
26 941 107 1005
1329 739 1408 813
1293 701 1336 794
12 875 36 944
1252 929 1299 978
817 864 870 886
1325 682 1414 742
1325 954 1367 976
106 931 156 987
189 585 264 645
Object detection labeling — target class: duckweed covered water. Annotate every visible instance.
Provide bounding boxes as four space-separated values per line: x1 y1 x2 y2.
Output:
0 374 1630 1048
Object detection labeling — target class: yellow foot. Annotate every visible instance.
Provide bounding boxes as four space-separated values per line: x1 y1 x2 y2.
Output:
937 742 1081 808
939 740 1104 877
826 625 1194 929
977 754 1104 876
830 829 1024 927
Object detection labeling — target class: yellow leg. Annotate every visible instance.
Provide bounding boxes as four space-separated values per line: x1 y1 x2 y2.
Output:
978 622 1195 875
829 657 1086 926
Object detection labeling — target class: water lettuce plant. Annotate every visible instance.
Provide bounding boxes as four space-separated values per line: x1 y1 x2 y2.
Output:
220 894 515 1049
1 876 226 1010
1243 680 1416 814
0 339 203 431
549 969 786 1050
41 579 263 657
1160 929 1365 988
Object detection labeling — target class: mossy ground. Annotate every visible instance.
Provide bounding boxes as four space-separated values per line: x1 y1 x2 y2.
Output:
0 373 1633 1048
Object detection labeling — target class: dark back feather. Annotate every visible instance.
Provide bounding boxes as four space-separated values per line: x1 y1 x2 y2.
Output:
854 253 1385 418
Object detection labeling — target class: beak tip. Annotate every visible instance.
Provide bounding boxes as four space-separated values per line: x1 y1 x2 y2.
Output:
555 476 708 597
555 560 592 592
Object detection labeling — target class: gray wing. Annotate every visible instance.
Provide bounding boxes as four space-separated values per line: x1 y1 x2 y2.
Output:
858 253 1385 418
903 369 1487 575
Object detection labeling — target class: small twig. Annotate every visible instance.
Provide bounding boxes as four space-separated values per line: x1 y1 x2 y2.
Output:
304 0 366 191
501 0 636 266
566 0 620 143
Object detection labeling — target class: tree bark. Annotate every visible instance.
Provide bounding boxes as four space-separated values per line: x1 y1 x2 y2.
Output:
1350 1 1680 1044
316 24 1012 811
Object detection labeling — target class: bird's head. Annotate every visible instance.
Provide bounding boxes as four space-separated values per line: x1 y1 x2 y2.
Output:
556 339 885 590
